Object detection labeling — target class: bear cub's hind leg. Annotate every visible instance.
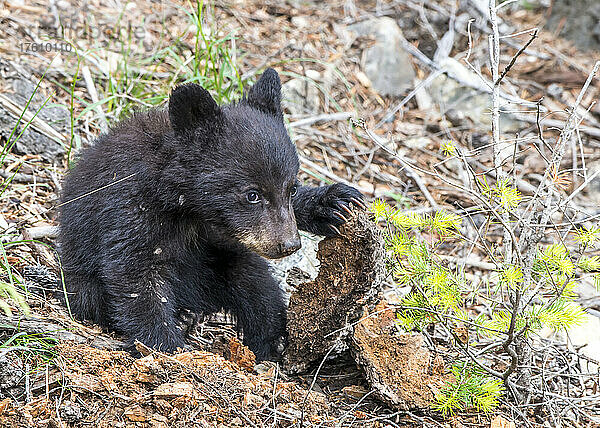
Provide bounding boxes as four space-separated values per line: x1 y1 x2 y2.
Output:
102 266 186 353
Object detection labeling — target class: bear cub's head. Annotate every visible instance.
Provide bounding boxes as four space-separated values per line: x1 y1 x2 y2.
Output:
167 69 301 259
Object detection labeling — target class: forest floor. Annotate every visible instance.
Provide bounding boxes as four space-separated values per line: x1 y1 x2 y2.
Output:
1 0 600 426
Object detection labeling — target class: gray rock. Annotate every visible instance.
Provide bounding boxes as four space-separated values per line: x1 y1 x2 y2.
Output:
429 58 522 134
567 312 600 372
0 77 69 161
403 136 431 150
0 351 24 399
290 16 309 29
269 233 322 302
282 70 321 116
59 400 85 422
349 17 415 97
546 0 600 52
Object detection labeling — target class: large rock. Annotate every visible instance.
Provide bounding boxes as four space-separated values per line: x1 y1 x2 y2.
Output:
567 313 600 372
282 70 321 115
349 17 416 97
0 76 69 161
429 58 522 134
546 0 600 52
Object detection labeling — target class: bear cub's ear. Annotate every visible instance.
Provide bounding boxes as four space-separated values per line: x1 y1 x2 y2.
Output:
246 68 282 117
169 83 221 134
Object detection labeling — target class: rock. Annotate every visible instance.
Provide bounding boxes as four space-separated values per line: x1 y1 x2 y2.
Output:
357 179 375 196
268 233 322 301
403 136 431 150
0 351 24 399
154 382 195 399
123 405 147 422
351 301 453 410
291 16 309 29
570 315 600 372
58 400 84 423
546 0 600 52
566 288 600 372
349 17 415 97
574 274 600 301
56 0 70 10
282 70 321 115
429 58 522 135
283 212 386 373
0 76 69 161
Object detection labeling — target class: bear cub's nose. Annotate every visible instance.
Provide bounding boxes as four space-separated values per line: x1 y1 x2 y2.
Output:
278 239 302 257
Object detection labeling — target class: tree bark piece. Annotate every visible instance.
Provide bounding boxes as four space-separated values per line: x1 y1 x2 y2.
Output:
351 301 453 410
283 211 385 373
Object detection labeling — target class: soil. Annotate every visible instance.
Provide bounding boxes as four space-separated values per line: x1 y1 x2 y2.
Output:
0 215 410 427
0 344 337 427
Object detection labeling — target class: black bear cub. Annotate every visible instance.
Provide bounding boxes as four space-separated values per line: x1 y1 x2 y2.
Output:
58 69 363 360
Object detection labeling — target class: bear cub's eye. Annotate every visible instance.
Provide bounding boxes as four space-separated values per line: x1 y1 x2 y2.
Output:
290 185 298 197
247 190 261 204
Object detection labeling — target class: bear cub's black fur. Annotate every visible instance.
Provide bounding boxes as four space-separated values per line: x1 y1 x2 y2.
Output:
58 69 363 360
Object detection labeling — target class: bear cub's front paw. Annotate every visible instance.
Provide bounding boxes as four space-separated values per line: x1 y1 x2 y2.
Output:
315 183 365 236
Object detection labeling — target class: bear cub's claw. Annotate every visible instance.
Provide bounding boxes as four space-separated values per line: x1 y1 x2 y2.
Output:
317 183 365 236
